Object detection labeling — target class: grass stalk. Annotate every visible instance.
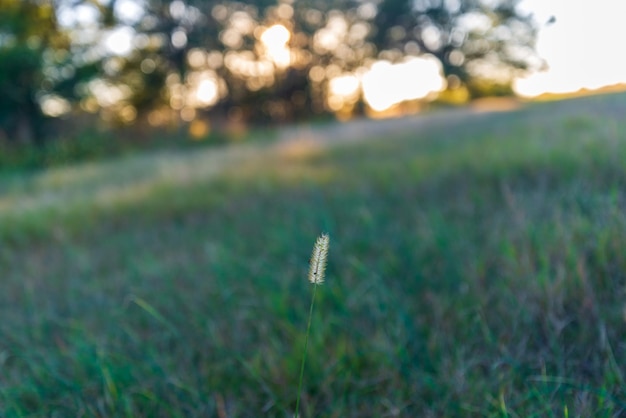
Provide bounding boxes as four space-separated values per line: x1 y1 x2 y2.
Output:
295 234 329 417
295 282 318 417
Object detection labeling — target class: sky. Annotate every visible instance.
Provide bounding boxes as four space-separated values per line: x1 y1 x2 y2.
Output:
514 0 626 96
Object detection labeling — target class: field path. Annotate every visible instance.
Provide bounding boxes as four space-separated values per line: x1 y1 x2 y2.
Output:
0 103 516 220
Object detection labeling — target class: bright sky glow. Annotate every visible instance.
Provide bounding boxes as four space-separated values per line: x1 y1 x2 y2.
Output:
115 0 145 24
57 4 99 27
104 26 135 55
514 0 626 96
261 24 291 68
326 74 360 112
361 56 445 112
196 79 219 106
40 95 72 117
329 74 360 98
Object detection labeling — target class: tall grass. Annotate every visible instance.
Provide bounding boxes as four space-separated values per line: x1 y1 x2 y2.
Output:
2 93 626 416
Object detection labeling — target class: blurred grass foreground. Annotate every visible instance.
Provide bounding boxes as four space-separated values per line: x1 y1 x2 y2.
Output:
3 93 626 416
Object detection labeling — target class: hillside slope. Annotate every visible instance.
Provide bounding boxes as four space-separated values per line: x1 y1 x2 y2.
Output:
2 93 626 416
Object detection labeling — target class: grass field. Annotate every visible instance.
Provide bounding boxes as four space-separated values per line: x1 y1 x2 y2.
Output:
2 93 626 417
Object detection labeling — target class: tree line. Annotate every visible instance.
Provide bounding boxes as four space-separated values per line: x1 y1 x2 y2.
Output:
0 0 538 145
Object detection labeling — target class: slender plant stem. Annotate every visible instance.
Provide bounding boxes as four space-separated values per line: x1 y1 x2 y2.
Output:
295 283 318 418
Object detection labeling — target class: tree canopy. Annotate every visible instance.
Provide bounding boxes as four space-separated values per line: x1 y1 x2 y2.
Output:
0 0 539 143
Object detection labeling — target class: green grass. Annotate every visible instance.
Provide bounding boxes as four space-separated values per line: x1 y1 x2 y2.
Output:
3 93 626 416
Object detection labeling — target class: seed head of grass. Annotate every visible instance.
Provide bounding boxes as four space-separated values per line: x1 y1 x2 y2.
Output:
308 233 329 285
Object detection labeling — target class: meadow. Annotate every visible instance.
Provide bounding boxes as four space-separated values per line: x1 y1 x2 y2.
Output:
2 93 626 416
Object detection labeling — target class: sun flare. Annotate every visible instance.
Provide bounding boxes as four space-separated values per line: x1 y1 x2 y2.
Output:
261 24 291 68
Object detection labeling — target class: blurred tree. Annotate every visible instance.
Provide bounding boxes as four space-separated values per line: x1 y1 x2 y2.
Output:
371 0 539 95
0 0 539 147
100 0 536 123
91 0 346 124
0 0 69 144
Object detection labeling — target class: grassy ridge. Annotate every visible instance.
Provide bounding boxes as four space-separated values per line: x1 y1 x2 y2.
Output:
2 94 626 416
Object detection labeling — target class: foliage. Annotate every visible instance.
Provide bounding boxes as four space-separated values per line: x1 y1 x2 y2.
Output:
1 93 626 416
373 0 537 83
0 0 68 144
0 0 538 143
